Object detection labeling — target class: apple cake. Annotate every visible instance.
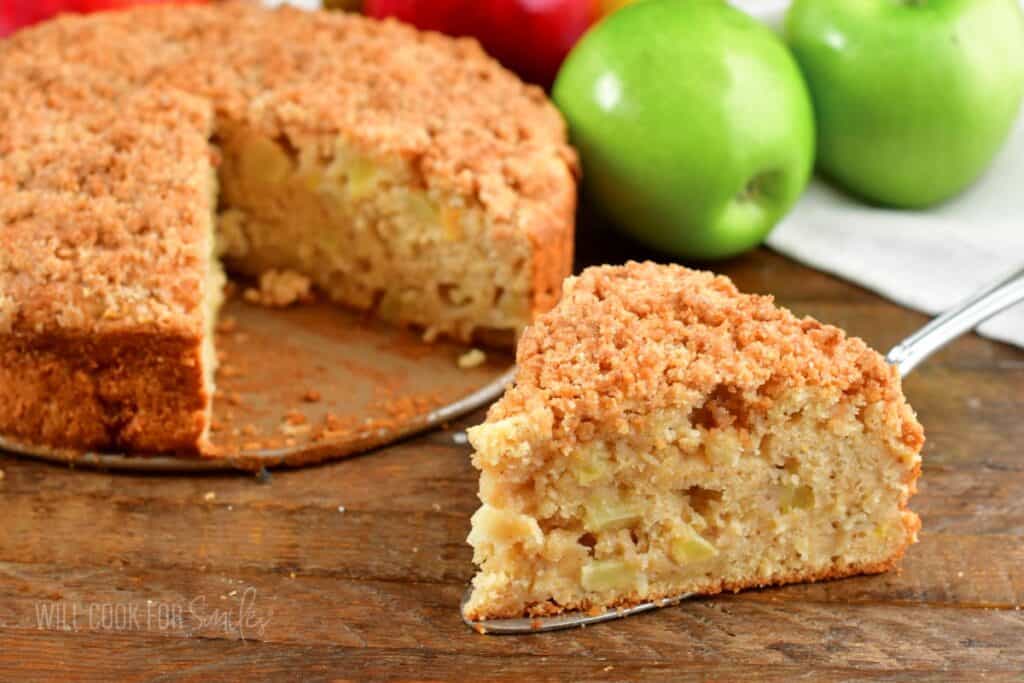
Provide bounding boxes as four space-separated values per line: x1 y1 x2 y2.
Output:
0 3 576 454
463 262 924 620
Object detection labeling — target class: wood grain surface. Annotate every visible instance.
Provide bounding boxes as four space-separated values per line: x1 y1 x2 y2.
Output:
1 220 1022 681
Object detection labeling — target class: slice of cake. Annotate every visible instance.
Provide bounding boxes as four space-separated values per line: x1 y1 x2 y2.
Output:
463 262 924 620
0 63 223 453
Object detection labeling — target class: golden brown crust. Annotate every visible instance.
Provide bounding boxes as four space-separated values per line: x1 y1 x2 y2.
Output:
0 332 208 454
494 261 924 450
2 2 577 316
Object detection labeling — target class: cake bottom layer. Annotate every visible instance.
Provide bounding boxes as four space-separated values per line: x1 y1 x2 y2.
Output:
0 331 211 454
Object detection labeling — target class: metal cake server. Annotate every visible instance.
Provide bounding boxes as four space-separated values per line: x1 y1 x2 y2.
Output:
463 264 1024 634
884 264 1024 375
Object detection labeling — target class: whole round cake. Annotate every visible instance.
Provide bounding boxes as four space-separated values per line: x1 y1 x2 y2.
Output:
0 2 578 455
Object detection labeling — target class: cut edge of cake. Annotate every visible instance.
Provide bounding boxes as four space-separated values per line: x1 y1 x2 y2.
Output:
463 262 924 621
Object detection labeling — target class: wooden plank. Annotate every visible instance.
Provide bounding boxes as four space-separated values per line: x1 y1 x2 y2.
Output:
907 366 1024 471
4 438 1016 521
0 532 1018 654
915 470 1024 535
0 487 470 583
0 441 481 515
1 599 1022 681
3 452 1020 540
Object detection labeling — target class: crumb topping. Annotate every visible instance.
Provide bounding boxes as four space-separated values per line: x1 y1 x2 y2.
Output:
2 2 576 232
0 63 215 336
243 270 314 308
491 262 924 449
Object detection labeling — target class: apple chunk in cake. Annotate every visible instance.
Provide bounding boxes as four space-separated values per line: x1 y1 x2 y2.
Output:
463 262 924 620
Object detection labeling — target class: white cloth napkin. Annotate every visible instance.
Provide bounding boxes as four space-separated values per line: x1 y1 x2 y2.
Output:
732 0 1024 349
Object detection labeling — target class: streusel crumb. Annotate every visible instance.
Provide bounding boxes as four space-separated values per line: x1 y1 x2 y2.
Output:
244 270 314 308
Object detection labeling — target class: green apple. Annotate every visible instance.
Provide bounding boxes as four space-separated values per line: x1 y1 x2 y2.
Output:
553 0 814 260
786 0 1024 209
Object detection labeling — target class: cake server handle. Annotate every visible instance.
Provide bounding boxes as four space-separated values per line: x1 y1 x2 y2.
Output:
885 264 1024 377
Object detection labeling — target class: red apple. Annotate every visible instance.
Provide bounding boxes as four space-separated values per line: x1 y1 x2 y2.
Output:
79 0 205 8
364 0 596 88
1 0 72 36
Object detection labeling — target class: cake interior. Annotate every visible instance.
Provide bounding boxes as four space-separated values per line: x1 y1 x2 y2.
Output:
215 126 533 346
464 382 921 620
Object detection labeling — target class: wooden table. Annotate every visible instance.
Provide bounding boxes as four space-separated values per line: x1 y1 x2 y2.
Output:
1 232 1022 680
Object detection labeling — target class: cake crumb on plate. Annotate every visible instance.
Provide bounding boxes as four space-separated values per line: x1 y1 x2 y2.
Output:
244 270 314 308
458 348 487 369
